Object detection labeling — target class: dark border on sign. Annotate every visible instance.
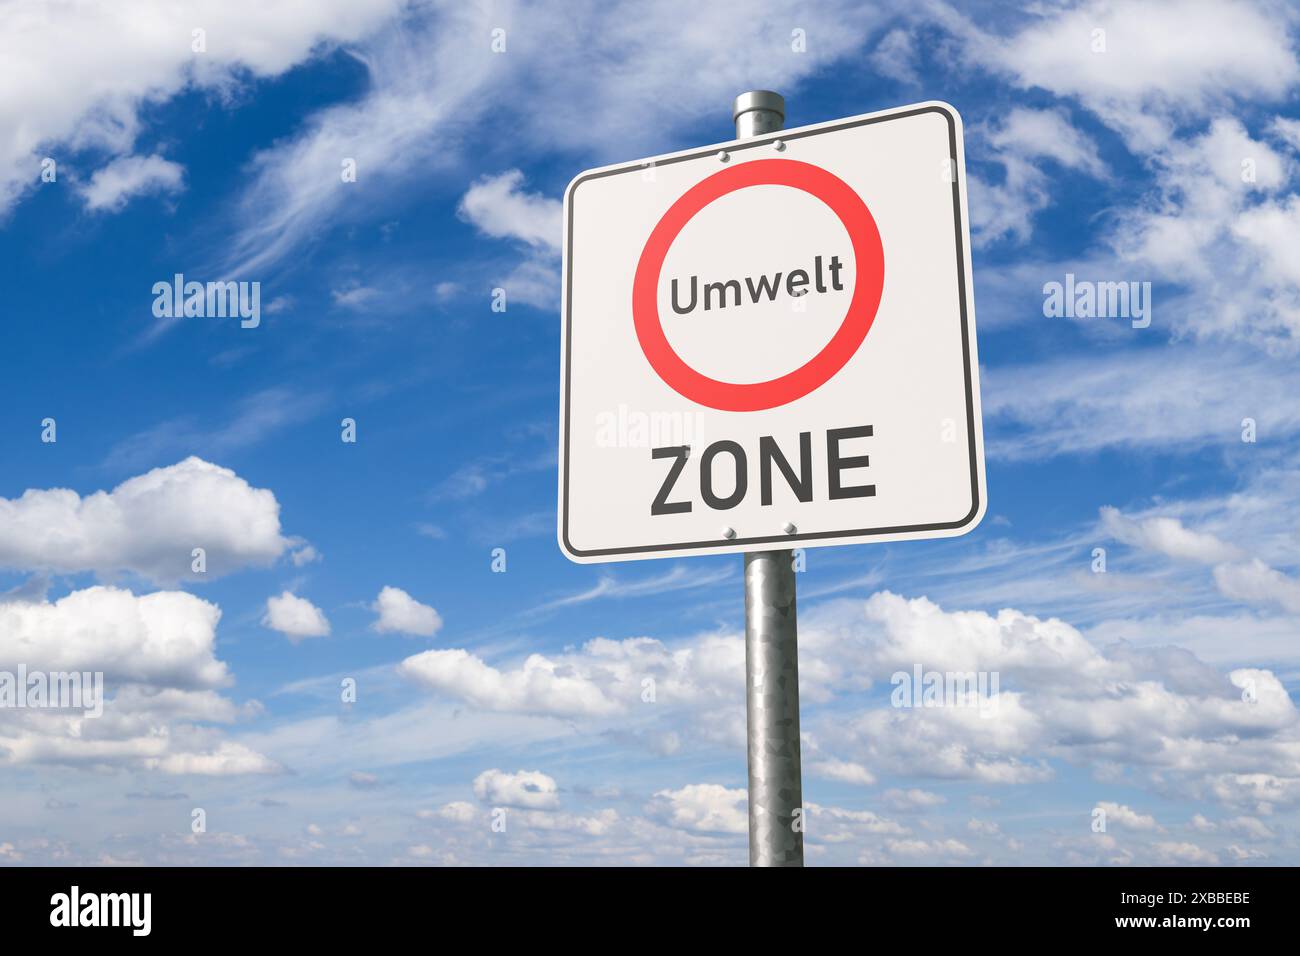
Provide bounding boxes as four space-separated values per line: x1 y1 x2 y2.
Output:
560 103 981 559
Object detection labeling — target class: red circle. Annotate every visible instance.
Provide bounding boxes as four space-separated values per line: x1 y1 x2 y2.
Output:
632 158 884 412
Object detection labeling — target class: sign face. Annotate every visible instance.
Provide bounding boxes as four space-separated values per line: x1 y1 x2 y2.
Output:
559 101 985 563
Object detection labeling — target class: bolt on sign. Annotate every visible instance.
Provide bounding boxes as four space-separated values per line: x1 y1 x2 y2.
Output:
559 101 986 562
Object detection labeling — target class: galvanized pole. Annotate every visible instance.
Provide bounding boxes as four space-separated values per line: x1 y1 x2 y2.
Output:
734 91 804 867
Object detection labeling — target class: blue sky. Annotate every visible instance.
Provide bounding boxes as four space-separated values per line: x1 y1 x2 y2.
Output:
2 0 1300 865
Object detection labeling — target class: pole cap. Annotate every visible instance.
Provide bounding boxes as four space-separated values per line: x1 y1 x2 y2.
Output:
732 90 785 123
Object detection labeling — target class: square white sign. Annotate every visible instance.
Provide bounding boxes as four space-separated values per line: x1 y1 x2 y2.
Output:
559 101 985 562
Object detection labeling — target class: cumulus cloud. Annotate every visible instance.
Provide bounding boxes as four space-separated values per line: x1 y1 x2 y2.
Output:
806 591 1299 791
1108 117 1300 349
1095 801 1161 832
371 586 442 637
78 153 183 212
399 574 1300 809
149 741 279 776
946 1 1300 351
458 170 561 253
0 457 291 583
456 170 564 309
428 771 619 839
0 585 226 687
0 585 277 775
472 769 559 809
399 629 742 728
1153 840 1218 865
399 648 620 717
262 592 330 641
434 801 479 824
650 783 747 834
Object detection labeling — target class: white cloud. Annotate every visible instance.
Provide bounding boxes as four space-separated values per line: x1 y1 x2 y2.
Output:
808 803 909 836
398 627 745 730
330 284 381 310
1203 773 1300 813
1225 815 1273 840
290 544 321 567
811 759 876 786
970 108 1105 246
1106 117 1300 350
881 788 946 811
1226 844 1268 861
1096 801 1161 831
221 0 897 273
399 648 622 717
149 741 279 776
1152 840 1218 865
509 807 619 836
1272 116 1300 153
0 0 405 216
807 592 1300 789
983 347 1300 460
78 153 184 211
0 585 277 775
1100 507 1244 564
868 28 920 85
883 837 972 859
650 783 747 834
1232 195 1300 289
987 108 1107 177
1213 560 1300 614
371 586 442 637
262 592 330 641
435 801 479 824
949 3 1300 350
0 457 291 583
984 0 1300 150
456 169 565 310
458 170 561 253
399 571 1300 809
472 769 559 809
0 585 226 687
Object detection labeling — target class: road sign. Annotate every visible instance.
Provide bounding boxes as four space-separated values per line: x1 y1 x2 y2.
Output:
559 101 985 563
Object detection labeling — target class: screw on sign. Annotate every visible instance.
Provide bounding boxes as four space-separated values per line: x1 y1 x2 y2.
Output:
558 93 985 866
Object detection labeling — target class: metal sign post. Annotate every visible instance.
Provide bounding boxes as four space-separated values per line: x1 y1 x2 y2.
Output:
559 88 986 867
735 91 803 867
